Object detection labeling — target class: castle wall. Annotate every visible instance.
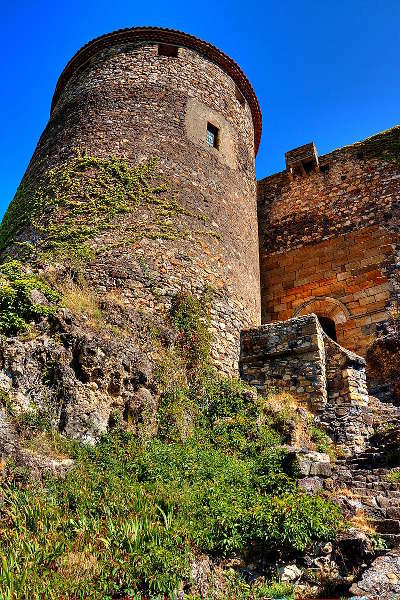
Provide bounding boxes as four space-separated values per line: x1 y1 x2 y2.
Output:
239 314 327 410
258 127 400 358
240 315 372 455
10 30 262 373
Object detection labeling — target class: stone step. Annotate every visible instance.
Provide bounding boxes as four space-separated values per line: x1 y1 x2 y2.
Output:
371 519 400 535
377 496 400 508
340 488 400 502
337 480 400 491
387 507 400 519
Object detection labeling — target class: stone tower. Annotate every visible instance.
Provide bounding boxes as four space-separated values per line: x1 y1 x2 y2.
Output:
6 27 262 372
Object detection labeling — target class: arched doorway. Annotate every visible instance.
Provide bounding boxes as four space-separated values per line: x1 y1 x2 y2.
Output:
317 315 337 342
293 296 351 349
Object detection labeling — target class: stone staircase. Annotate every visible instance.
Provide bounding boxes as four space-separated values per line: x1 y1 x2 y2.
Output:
333 399 400 548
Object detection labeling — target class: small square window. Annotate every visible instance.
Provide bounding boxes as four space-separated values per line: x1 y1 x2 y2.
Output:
206 123 219 149
158 44 178 57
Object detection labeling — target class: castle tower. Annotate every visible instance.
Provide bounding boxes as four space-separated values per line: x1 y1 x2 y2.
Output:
5 27 262 372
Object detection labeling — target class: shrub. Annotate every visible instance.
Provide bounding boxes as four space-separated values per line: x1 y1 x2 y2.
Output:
0 260 60 335
0 422 342 598
0 291 343 597
386 469 400 483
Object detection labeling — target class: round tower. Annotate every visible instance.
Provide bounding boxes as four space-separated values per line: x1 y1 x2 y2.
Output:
6 27 262 372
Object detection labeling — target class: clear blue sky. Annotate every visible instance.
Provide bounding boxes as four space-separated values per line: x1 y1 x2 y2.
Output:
2 0 400 219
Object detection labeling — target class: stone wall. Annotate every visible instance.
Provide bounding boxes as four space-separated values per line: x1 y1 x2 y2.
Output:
258 127 400 358
240 314 372 455
320 334 372 455
7 27 262 374
240 314 327 410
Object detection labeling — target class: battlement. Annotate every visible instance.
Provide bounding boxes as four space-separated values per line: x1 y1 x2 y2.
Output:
285 141 319 176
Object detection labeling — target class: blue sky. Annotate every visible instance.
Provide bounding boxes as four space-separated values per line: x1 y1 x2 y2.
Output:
2 0 400 218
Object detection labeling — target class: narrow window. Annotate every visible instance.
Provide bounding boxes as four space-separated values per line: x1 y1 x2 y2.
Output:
303 160 315 175
158 44 178 57
206 123 219 149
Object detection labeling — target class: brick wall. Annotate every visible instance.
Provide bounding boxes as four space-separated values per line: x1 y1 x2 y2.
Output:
258 127 400 358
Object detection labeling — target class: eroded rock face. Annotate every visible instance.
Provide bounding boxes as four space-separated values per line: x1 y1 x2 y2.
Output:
350 549 400 599
0 409 74 478
367 326 400 405
0 308 158 445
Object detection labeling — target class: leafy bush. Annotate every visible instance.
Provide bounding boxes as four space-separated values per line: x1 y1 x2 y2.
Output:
0 260 60 335
0 292 343 598
255 581 294 599
0 385 342 599
386 469 400 483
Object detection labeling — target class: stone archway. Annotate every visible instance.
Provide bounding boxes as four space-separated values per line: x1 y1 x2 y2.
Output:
293 296 351 347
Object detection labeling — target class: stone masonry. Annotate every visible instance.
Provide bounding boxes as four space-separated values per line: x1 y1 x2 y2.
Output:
258 127 400 360
240 314 372 455
10 27 262 374
3 25 400 595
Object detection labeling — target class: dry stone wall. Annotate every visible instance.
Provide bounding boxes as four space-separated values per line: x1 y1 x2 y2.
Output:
240 314 372 455
240 314 327 410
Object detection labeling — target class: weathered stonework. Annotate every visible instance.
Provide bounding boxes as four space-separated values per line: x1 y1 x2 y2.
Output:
2 24 400 594
240 314 371 455
258 127 400 360
8 27 262 373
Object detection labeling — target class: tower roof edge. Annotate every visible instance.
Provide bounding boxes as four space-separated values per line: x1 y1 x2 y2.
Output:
50 26 262 155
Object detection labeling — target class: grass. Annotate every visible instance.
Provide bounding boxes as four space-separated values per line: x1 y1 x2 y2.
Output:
349 509 376 535
0 291 343 599
61 282 104 329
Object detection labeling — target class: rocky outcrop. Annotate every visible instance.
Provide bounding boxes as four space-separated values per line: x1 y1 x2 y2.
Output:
0 306 159 445
350 549 400 599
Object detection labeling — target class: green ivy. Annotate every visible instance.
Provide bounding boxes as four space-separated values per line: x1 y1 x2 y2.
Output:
169 289 212 375
0 152 210 262
0 260 60 335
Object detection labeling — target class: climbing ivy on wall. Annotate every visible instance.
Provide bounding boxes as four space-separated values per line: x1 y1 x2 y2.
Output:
0 152 207 262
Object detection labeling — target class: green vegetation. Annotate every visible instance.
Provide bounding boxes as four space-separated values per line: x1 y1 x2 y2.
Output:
0 259 60 335
254 581 294 599
0 292 343 598
220 572 294 600
0 152 208 262
386 469 400 483
361 125 400 164
310 424 336 459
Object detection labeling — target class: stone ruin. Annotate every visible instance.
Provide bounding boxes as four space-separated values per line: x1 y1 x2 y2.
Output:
3 25 400 597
